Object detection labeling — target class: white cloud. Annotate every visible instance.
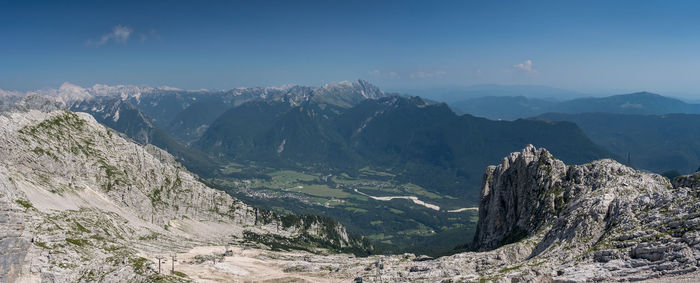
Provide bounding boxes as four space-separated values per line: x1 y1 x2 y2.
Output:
409 71 446 79
513 59 538 75
87 25 133 46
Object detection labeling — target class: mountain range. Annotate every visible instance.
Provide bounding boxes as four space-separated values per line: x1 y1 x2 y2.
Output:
537 112 700 174
395 84 585 104
4 80 699 256
196 95 611 200
0 80 614 200
452 92 700 120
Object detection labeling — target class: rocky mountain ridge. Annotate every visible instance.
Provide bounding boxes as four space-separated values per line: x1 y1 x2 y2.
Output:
0 79 391 144
0 109 370 282
0 79 388 113
452 91 700 121
537 112 700 174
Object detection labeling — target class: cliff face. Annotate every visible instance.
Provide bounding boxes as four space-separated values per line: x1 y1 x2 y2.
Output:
0 110 369 282
471 145 700 281
474 145 568 250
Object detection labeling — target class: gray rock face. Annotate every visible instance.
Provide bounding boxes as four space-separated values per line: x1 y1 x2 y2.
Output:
475 145 567 250
0 197 31 283
470 144 700 281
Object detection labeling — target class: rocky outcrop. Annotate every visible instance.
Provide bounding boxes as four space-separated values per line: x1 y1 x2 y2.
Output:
474 145 567 250
0 110 370 282
469 144 700 281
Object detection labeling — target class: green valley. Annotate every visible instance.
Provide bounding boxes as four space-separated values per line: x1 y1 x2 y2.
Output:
205 162 478 256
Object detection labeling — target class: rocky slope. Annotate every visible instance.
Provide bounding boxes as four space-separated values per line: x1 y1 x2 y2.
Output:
0 110 370 282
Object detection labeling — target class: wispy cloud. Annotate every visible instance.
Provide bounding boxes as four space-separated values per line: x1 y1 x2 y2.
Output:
409 71 446 79
513 59 538 75
87 25 133 46
139 29 161 43
369 69 400 79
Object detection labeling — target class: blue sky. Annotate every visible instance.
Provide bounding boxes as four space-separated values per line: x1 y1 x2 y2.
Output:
2 0 700 97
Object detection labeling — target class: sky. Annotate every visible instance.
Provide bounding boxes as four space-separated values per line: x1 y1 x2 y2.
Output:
2 0 700 98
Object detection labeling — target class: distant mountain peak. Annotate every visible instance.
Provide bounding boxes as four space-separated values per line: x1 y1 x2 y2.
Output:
310 79 389 107
321 79 381 92
322 80 355 88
